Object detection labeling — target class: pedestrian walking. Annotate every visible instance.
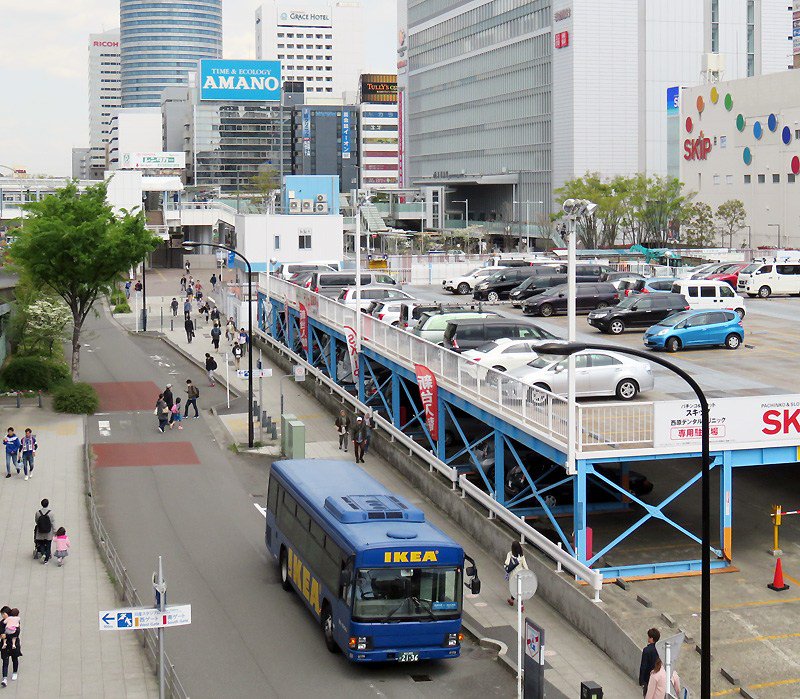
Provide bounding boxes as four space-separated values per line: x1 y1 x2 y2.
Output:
19 429 36 481
362 412 376 456
199 302 210 323
205 353 218 386
238 327 249 355
211 322 221 351
210 273 217 291
226 318 236 342
195 287 204 305
0 606 21 686
180 275 187 293
352 416 367 463
155 394 170 433
184 380 200 418
232 341 243 370
335 410 351 452
3 427 20 479
124 280 131 299
53 527 70 567
639 628 660 696
34 499 55 564
0 608 20 656
134 279 142 293
169 399 184 430
171 297 179 316
644 658 667 699
504 541 529 609
185 260 191 275
183 298 192 320
163 384 174 410
210 306 220 324
184 317 195 343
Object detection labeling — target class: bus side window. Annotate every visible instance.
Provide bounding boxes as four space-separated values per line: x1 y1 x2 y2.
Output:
340 557 354 603
267 477 279 513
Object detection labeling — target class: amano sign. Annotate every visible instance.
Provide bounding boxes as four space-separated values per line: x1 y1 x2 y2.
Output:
200 60 282 102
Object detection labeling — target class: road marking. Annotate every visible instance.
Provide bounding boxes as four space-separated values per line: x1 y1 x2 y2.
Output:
713 678 800 696
254 503 266 518
711 596 800 611
98 420 111 437
783 573 800 587
721 631 800 645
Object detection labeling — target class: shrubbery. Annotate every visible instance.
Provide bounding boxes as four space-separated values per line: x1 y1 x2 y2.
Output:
52 382 99 414
0 356 70 391
114 302 131 314
109 289 126 306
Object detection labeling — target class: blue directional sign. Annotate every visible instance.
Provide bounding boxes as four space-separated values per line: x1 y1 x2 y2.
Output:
101 612 114 626
117 613 133 628
227 251 236 267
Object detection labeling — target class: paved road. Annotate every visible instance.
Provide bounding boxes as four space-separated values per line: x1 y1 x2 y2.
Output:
81 306 514 698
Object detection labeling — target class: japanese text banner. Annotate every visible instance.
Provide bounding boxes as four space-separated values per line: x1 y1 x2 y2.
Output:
414 363 438 437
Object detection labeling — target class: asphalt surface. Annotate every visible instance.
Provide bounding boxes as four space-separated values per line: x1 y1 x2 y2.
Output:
82 306 514 698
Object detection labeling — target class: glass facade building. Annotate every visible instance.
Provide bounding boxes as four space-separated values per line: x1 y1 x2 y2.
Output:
120 0 223 108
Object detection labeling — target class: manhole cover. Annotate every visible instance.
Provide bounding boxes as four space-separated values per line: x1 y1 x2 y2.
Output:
410 675 432 683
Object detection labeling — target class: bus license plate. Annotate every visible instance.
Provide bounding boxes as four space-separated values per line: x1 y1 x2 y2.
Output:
398 652 419 663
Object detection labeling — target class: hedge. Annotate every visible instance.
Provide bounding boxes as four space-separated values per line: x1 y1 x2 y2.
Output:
0 356 70 391
52 382 99 414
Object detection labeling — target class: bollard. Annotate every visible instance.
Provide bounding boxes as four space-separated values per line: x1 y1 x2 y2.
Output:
38 391 43 409
170 318 174 332
16 392 20 409
270 424 278 440
772 504 783 556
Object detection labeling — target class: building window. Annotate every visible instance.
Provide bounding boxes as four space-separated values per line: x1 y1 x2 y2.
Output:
713 175 720 185
726 175 733 185
758 174 765 183
789 174 796 183
298 233 312 249
795 129 800 139
744 174 751 184
274 235 280 250
746 0 755 76
711 0 719 53
773 174 781 183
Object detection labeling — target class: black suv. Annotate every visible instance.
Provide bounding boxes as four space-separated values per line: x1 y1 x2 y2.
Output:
509 274 567 307
442 317 557 352
587 293 689 334
522 283 619 317
472 266 560 301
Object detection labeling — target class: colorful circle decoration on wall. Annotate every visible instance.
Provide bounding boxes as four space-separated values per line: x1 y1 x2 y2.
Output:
743 147 752 165
710 87 719 104
792 156 800 175
724 93 733 111
736 114 746 132
686 116 693 133
696 95 705 113
783 126 792 145
753 121 763 139
768 114 777 132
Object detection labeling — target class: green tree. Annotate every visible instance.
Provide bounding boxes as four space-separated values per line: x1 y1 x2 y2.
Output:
11 182 160 379
248 166 280 211
682 201 717 247
623 174 690 247
716 199 747 248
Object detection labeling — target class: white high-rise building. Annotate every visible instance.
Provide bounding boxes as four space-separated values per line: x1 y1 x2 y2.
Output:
88 30 121 179
255 1 364 99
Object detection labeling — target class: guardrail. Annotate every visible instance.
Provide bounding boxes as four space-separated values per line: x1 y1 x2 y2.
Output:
83 431 190 699
255 330 604 599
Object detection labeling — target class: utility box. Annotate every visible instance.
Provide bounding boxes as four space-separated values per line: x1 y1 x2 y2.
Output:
286 420 306 459
580 681 603 699
280 414 296 455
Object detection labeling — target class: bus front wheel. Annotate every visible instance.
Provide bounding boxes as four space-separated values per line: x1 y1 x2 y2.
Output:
322 603 339 653
279 547 292 591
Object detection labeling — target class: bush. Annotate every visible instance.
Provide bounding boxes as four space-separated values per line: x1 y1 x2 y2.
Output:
109 289 126 305
0 356 70 391
114 302 131 314
52 382 99 414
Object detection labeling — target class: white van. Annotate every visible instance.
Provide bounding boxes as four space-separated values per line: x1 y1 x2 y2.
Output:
670 279 746 317
739 261 800 298
274 261 340 279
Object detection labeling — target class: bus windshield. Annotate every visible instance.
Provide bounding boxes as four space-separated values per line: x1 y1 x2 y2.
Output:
353 567 462 621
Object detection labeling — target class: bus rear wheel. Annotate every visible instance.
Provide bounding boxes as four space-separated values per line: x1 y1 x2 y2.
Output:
279 547 292 591
322 604 339 653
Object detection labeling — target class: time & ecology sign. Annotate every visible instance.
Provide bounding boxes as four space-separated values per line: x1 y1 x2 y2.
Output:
200 60 282 102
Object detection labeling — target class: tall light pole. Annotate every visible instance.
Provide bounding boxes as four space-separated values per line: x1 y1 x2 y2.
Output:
514 199 544 252
768 223 781 248
453 199 469 251
183 241 255 448
536 340 712 699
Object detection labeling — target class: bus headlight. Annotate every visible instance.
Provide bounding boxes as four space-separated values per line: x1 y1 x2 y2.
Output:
445 632 463 647
349 636 372 651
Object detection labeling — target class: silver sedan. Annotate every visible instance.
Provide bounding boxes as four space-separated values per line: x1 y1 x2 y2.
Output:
504 349 654 401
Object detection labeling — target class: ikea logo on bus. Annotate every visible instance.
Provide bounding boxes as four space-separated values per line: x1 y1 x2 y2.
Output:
383 550 438 564
288 548 321 614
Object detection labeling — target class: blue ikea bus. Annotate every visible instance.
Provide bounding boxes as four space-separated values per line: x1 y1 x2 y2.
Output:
265 459 481 662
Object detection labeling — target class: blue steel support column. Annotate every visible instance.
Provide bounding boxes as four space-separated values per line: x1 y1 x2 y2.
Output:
307 324 314 366
286 306 293 347
357 355 365 403
494 432 505 502
391 373 401 428
330 336 338 383
721 450 733 562
574 460 589 564
268 299 277 336
436 394 446 461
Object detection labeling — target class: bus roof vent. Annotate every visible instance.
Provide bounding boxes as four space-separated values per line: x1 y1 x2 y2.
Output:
324 494 425 524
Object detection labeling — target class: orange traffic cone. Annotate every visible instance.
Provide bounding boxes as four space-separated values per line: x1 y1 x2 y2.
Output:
768 557 790 592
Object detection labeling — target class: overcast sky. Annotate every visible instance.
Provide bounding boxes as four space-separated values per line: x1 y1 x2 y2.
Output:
0 0 397 176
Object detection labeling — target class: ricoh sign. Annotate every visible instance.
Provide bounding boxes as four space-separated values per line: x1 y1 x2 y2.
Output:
278 6 332 27
93 41 119 47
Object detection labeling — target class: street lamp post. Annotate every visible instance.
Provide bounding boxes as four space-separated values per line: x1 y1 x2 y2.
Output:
536 340 712 699
453 199 469 250
768 223 781 248
514 200 544 252
744 225 752 249
183 241 255 448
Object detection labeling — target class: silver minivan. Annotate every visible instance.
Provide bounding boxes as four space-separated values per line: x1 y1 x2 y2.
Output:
309 271 399 298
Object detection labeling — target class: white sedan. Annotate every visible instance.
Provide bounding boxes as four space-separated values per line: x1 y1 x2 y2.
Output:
461 338 544 376
337 287 415 312
504 349 654 401
442 267 507 295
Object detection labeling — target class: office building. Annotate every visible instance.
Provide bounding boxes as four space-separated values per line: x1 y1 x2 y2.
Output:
120 0 222 108
358 73 398 191
87 30 121 179
255 1 364 98
107 108 164 168
71 148 92 180
401 0 792 235
292 104 360 192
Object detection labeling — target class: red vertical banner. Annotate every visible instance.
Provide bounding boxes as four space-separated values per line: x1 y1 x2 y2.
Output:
414 364 438 437
299 302 308 352
343 325 359 378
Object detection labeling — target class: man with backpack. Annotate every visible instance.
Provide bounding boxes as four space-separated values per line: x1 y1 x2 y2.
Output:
34 498 55 564
204 353 217 387
184 379 200 418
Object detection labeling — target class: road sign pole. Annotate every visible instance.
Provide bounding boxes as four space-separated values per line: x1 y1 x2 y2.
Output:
259 374 263 442
225 353 230 409
517 574 522 699
158 556 165 699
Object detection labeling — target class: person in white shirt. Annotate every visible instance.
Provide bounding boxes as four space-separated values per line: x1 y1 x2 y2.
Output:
504 540 529 607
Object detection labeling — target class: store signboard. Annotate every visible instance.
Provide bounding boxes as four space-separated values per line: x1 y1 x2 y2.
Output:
200 60 281 102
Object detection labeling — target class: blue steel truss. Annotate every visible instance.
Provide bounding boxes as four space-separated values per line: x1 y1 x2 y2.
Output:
256 296 795 580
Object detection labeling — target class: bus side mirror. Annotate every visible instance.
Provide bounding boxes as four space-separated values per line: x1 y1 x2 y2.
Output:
470 576 481 595
466 565 477 577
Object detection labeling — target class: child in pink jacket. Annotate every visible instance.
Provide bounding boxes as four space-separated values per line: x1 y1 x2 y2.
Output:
54 527 70 567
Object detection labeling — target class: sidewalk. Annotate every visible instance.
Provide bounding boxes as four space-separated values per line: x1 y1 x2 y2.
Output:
0 409 157 697
118 282 641 697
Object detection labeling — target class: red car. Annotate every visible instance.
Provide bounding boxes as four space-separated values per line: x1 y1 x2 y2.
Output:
702 262 749 288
